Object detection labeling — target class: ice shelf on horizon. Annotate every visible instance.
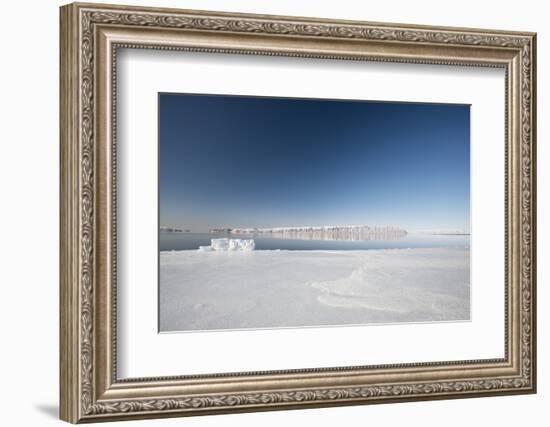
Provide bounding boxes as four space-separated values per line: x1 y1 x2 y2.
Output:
198 238 255 252
416 229 470 235
210 225 407 241
160 226 190 233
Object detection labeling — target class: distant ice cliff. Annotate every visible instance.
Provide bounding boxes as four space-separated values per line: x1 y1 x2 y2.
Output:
223 225 407 241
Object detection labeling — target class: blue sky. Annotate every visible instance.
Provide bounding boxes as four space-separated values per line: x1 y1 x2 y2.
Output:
159 93 470 232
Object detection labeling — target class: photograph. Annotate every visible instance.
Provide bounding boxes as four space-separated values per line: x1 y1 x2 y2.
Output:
57 2 536 422
158 93 471 332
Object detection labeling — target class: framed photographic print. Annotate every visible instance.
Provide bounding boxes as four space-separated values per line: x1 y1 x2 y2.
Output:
59 2 537 423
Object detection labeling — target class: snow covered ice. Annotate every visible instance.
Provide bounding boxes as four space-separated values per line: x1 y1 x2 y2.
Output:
159 247 470 332
198 238 255 252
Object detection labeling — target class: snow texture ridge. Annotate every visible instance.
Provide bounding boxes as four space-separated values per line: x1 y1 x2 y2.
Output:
160 248 470 332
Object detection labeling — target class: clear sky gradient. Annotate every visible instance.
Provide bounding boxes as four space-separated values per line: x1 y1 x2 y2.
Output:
159 93 470 232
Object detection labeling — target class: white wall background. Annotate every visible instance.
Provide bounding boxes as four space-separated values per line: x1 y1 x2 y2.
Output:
0 0 545 426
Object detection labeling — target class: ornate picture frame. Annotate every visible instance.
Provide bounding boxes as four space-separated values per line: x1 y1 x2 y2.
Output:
60 2 536 423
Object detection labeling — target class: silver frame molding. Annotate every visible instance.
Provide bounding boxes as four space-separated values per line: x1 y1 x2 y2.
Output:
60 2 537 423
